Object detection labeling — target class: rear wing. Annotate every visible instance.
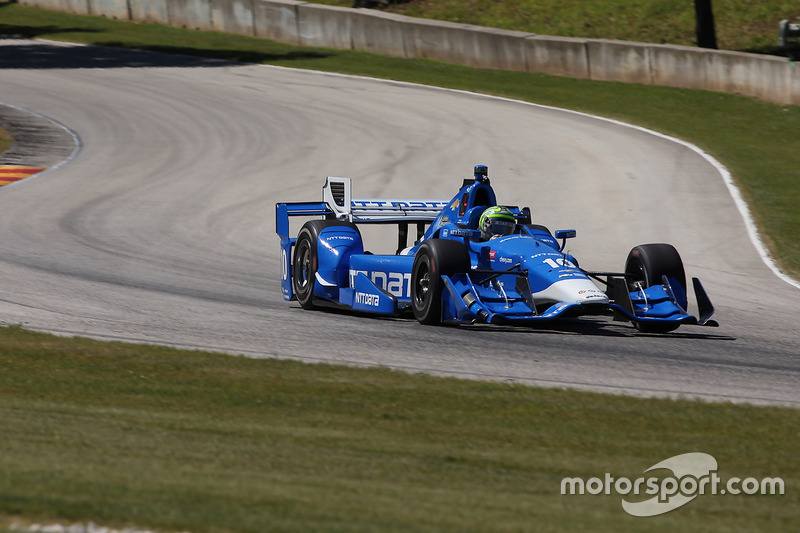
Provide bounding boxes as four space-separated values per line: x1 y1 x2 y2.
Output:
276 177 449 242
276 177 451 299
325 177 449 223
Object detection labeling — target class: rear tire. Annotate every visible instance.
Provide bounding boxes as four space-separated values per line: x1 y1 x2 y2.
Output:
411 239 470 325
624 243 687 333
292 219 358 310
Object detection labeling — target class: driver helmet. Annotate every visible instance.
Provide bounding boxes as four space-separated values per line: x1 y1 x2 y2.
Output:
479 206 516 240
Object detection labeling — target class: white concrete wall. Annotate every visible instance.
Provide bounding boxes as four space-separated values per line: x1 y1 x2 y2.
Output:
587 40 652 84
253 0 302 44
19 0 90 14
296 3 353 49
168 0 213 31
90 0 129 19
211 0 255 36
129 0 169 25
650 45 709 91
350 9 408 57
16 0 800 105
404 17 529 71
526 35 590 80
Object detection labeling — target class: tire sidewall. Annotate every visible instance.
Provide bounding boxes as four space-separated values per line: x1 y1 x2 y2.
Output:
292 219 361 310
411 239 470 325
625 243 686 292
624 243 687 333
292 225 318 309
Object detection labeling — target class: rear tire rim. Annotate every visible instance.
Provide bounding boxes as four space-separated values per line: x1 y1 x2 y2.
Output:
296 243 311 290
415 264 431 308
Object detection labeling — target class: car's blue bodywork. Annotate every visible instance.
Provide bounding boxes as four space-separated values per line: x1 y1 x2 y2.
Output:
276 166 716 331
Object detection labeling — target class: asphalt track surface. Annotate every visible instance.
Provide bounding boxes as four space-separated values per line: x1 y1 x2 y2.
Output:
1 39 799 406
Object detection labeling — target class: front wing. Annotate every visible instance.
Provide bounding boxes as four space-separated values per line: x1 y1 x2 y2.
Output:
436 271 716 328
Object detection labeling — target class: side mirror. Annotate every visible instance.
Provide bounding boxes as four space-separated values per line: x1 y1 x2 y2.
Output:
554 229 576 251
518 206 532 225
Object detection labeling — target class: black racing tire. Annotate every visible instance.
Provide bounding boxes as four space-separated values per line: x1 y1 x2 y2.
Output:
411 239 470 325
292 219 358 310
624 243 687 333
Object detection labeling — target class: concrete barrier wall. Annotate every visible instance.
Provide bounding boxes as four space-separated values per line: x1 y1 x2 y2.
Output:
67 0 89 14
404 18 529 71
90 0 128 19
16 0 800 105
650 45 709 91
253 0 302 45
211 0 255 36
526 35 590 79
350 9 408 57
168 0 213 31
130 0 169 25
587 40 653 85
706 50 794 104
296 3 353 49
19 0 90 14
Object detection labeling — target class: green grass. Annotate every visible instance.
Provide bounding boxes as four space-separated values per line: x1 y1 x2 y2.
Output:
312 0 800 54
0 325 797 532
1 2 799 277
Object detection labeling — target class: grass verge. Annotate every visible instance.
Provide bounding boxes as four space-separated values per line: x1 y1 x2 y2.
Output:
0 325 797 532
1 3 799 278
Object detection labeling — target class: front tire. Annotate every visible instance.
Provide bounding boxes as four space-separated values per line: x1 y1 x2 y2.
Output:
624 243 687 333
411 239 470 325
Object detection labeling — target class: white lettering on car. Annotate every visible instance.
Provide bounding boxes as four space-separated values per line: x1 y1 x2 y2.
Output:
542 257 577 269
349 269 411 298
354 292 380 307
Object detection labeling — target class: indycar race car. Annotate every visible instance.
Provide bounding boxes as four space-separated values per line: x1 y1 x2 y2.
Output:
276 165 717 332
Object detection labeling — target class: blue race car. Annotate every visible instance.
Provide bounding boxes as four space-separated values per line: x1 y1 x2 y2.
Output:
276 165 717 332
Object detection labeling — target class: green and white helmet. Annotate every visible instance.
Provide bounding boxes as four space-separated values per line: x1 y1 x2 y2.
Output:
479 206 516 240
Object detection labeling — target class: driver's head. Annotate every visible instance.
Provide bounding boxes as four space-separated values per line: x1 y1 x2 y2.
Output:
479 206 516 240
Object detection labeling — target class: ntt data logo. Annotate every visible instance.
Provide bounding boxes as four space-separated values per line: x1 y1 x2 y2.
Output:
560 452 784 517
